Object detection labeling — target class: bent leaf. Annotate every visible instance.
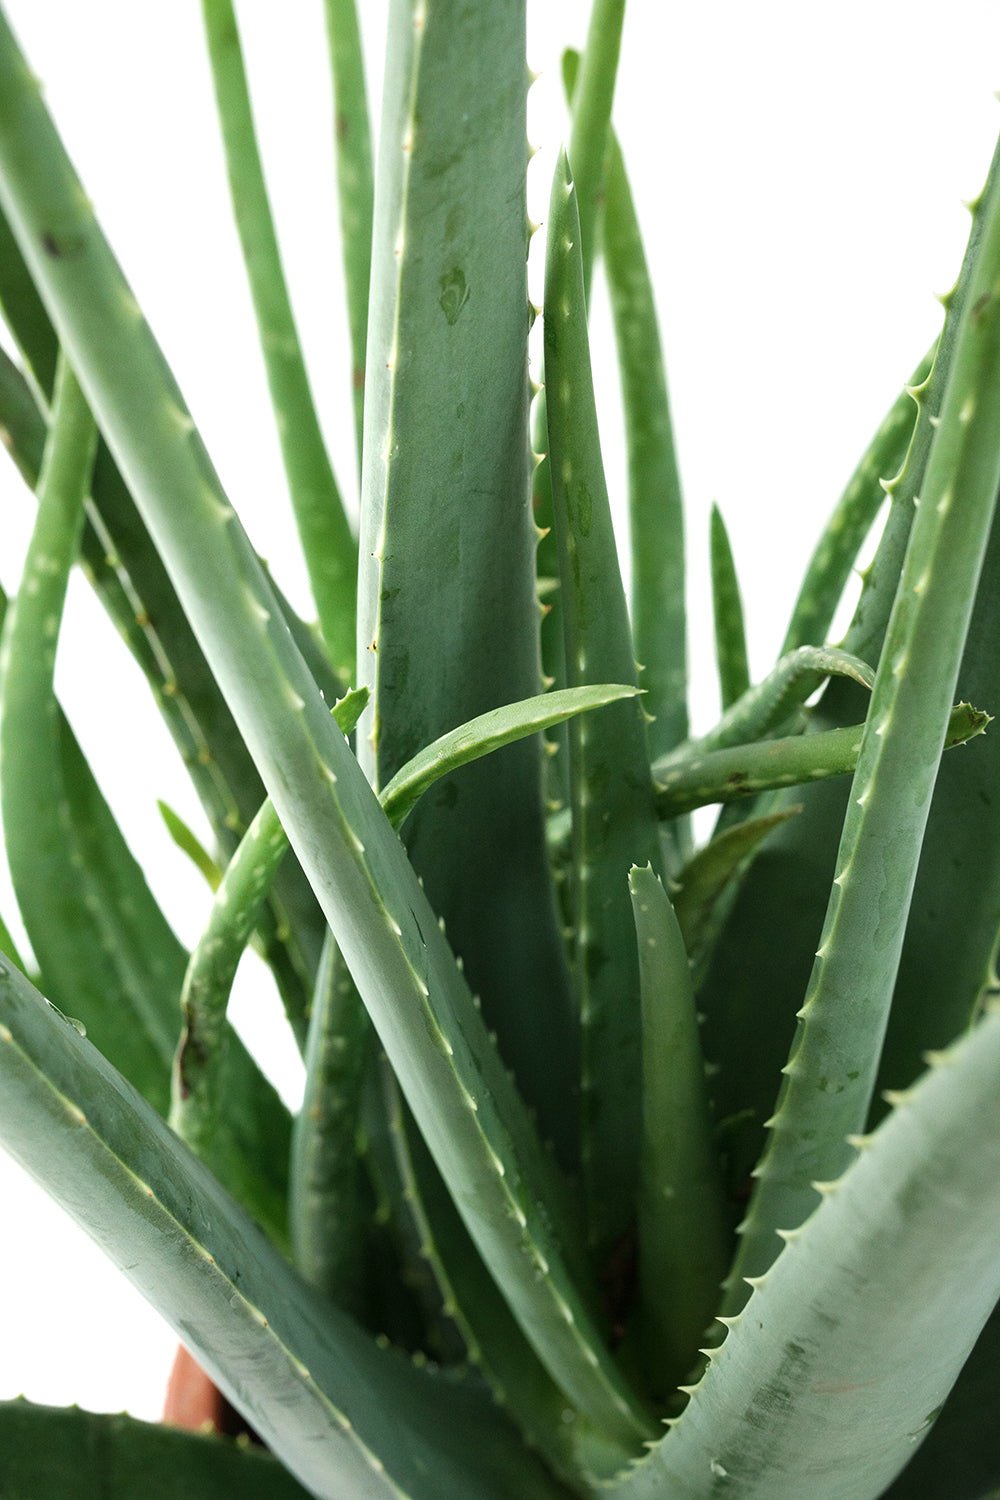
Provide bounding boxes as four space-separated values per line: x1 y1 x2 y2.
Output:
380 683 639 830
613 1006 1000 1500
0 27 653 1453
0 956 569 1500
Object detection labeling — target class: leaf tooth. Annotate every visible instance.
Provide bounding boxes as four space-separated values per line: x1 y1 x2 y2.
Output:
881 1087 915 1109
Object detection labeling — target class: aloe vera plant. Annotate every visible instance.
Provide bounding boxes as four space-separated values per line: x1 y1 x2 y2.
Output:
1 4 1000 1497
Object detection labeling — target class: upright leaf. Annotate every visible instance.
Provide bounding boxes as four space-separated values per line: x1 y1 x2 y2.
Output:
324 0 373 473
709 503 749 711
0 26 653 1450
603 126 688 761
629 866 728 1397
726 135 1000 1301
697 138 1000 1201
291 933 372 1317
535 0 628 740
780 351 931 654
544 152 662 1258
874 497 1000 1099
201 0 357 676
0 228 327 1043
358 0 576 1163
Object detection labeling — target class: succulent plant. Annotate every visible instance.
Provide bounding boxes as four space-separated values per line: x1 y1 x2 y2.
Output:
0 1 999 1496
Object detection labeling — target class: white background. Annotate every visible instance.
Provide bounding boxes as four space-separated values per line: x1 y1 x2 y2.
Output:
1 0 999 1420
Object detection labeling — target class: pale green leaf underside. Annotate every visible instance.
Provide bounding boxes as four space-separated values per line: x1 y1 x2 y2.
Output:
0 956 567 1500
613 1007 1000 1499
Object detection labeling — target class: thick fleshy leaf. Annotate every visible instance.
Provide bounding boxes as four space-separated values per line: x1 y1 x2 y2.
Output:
695 136 1000 1204
612 1008 1000 1500
0 1401 310 1499
544 152 663 1258
629 866 728 1398
725 135 1000 1301
0 24 652 1454
358 0 577 1167
0 204 330 1046
0 956 569 1500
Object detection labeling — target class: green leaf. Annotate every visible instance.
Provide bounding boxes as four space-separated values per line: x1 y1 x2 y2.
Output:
672 806 803 985
612 1007 1000 1500
0 957 568 1500
628 866 729 1398
380 683 639 830
0 1401 311 1499
0 201 55 391
565 0 626 302
694 144 1000 1208
874 496 1000 1103
376 1062 599 1488
0 361 290 1241
291 933 372 1316
358 0 577 1168
544 151 663 1258
709 503 749 711
603 121 688 762
0 356 153 1082
170 688 368 1162
534 2 628 767
157 799 222 890
884 1301 1000 1499
0 26 652 1453
323 0 373 473
0 201 328 1051
653 702 988 817
726 131 1000 1303
661 645 875 766
780 350 931 654
201 0 356 676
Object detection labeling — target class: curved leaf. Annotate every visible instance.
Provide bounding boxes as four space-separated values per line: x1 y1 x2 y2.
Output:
0 1401 310 1499
0 26 652 1454
612 1007 1000 1500
380 683 639 830
726 143 1000 1301
0 956 569 1500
